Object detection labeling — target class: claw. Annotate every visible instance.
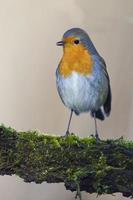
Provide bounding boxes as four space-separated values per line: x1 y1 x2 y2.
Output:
91 132 101 141
95 131 100 141
64 130 70 138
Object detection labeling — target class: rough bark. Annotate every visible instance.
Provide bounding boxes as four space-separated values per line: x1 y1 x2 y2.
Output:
0 125 133 198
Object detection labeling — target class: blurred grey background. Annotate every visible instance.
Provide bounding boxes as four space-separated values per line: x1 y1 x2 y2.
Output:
0 0 133 199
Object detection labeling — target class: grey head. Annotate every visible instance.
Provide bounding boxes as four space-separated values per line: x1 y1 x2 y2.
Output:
63 28 99 55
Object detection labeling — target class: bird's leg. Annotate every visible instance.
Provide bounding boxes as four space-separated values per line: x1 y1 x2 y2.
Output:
94 113 100 140
65 110 73 136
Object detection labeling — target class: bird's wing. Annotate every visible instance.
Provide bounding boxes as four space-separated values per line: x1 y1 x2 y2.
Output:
100 57 112 116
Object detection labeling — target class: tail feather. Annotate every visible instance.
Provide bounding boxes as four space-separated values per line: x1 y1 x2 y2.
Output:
91 109 105 121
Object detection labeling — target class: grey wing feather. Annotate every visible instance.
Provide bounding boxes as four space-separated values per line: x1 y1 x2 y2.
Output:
100 57 112 116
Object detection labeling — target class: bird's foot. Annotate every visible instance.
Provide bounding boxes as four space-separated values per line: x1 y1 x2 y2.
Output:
95 132 100 141
91 132 101 141
65 130 70 136
61 130 70 138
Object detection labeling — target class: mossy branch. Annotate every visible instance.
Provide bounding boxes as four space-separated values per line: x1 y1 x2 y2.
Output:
0 125 133 198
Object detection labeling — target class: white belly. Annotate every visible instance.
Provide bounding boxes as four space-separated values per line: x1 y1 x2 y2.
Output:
56 71 108 114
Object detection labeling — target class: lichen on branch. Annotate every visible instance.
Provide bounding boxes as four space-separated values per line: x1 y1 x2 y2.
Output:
0 125 133 198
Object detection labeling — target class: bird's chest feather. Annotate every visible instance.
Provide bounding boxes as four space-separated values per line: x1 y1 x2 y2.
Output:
57 72 95 113
62 72 89 97
59 45 93 77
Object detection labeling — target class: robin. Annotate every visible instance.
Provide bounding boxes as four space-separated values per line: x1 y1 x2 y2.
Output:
56 28 111 139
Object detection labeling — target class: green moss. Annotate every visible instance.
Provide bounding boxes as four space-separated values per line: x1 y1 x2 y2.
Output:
0 124 133 197
80 137 97 145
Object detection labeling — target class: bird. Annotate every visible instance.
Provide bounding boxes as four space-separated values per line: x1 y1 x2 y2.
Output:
56 28 111 139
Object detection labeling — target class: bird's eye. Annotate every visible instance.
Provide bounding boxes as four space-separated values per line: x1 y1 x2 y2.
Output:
74 40 79 44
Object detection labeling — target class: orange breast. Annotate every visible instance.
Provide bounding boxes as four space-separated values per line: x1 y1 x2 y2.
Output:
59 44 93 78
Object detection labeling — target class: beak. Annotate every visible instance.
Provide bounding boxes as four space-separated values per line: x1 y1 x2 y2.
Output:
56 40 64 46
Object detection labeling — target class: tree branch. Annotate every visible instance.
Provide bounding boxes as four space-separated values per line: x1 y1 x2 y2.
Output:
0 125 133 198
